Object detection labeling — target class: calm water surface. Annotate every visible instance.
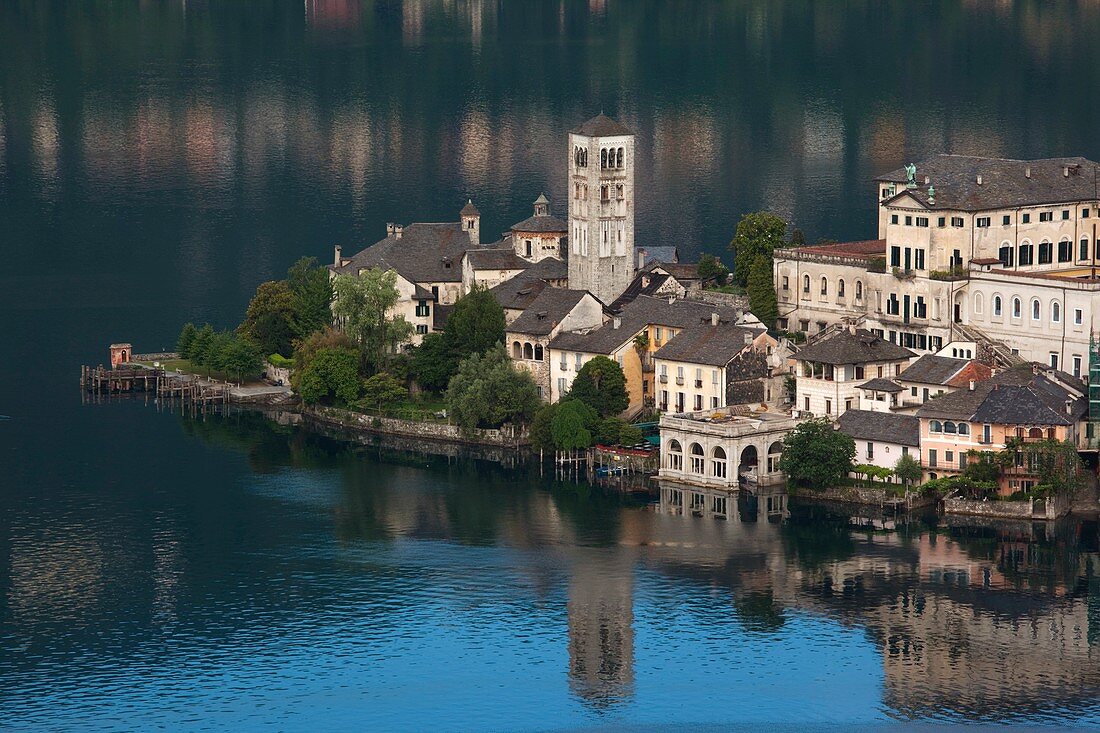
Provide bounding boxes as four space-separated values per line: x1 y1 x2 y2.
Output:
4 1 1100 729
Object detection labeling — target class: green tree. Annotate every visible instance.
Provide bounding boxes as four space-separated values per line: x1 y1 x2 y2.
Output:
358 372 408 412
618 422 644 446
529 403 559 451
217 335 263 382
747 255 778 331
177 322 198 359
445 345 540 432
730 211 787 287
893 453 922 487
567 356 629 417
189 324 216 370
550 399 598 451
444 285 506 359
332 270 413 374
779 418 856 490
409 332 456 393
595 417 627 445
297 347 361 404
239 280 296 357
697 253 730 286
788 229 806 247
287 256 333 341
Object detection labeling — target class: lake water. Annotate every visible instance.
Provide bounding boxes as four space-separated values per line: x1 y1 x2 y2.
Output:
3 1 1100 729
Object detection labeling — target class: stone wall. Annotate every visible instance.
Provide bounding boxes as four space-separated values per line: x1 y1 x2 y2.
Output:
943 493 1070 520
792 484 936 510
685 290 750 311
305 405 530 447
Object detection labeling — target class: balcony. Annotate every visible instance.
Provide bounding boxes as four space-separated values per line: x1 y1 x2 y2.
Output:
675 376 685 386
658 374 668 384
694 379 703 388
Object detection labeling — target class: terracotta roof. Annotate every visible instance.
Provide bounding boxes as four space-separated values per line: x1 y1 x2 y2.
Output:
572 113 633 137
877 155 1100 211
838 409 920 447
794 329 914 365
794 240 887 257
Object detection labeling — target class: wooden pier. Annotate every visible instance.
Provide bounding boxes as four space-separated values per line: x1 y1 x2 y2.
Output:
80 364 230 406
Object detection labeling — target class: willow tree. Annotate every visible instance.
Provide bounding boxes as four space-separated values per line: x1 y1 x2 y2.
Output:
332 270 413 375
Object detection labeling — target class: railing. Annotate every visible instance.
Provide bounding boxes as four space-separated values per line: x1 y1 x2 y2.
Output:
658 374 668 384
675 377 684 385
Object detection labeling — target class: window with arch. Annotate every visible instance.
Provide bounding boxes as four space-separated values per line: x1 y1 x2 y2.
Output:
1018 242 1034 266
993 295 1002 317
974 292 984 314
689 443 705 474
1028 427 1043 439
837 279 846 298
943 421 957 434
616 147 624 168
929 420 942 433
820 276 828 296
1038 240 1053 265
957 423 970 436
802 274 810 294
1012 297 1022 318
1052 302 1061 323
666 440 683 470
1058 239 1073 263
855 280 863 300
523 343 534 360
767 441 783 473
512 341 522 359
1031 299 1041 321
534 344 544 361
998 244 1014 267
1083 237 1091 261
712 447 727 478
600 148 608 169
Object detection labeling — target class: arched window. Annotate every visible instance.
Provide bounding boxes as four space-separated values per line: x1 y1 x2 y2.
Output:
1012 297 1022 318
999 244 1014 267
855 280 863 300
803 274 810 294
1082 237 1090 261
1031 299 1041 321
666 440 683 470
616 147 624 168
689 443 705 474
837 279 846 297
512 341 522 359
767 441 783 473
957 423 970 436
1052 302 1061 323
523 343 533 360
1028 427 1043 439
929 420 942 433
944 421 957 434
600 148 608 169
1018 241 1034 266
974 292 983 315
1047 427 1056 440
993 295 1002 317
820 276 828 296
533 344 544 361
712 446 727 478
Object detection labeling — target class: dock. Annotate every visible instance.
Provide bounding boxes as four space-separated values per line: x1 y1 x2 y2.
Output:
80 363 231 406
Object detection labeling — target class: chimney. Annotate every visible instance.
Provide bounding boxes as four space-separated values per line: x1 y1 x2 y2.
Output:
976 174 983 185
394 225 404 239
667 295 675 305
333 244 343 267
1064 166 1070 177
386 222 396 236
744 333 753 346
848 324 857 335
711 312 719 326
968 379 976 391
637 249 647 269
1025 166 1032 179
924 175 930 185
612 317 621 329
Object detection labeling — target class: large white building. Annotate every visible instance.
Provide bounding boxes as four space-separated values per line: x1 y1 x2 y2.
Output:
775 155 1100 375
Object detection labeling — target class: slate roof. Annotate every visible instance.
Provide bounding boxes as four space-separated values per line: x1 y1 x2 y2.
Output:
644 261 702 282
608 271 675 311
464 248 528 271
572 113 633 137
511 214 567 233
794 329 915 365
489 257 569 311
653 322 764 367
335 222 469 283
637 245 679 264
549 295 741 355
506 288 591 336
460 199 480 217
838 409 920 447
858 377 904 393
916 363 1087 424
897 355 970 386
876 155 1100 211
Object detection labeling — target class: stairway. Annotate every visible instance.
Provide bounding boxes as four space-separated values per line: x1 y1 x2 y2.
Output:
953 322 1026 368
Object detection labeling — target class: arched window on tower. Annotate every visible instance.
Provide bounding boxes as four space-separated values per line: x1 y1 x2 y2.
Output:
601 148 608 169
616 147 624 168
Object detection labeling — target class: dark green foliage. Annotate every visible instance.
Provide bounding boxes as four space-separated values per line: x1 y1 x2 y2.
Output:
409 332 454 393
444 285 506 358
747 255 778 331
788 229 807 247
893 453 922 486
779 418 855 490
215 336 263 382
286 256 334 341
529 403 559 451
730 211 787 287
177 322 198 359
618 422 644 446
188 324 216 368
332 270 413 375
297 347 361 404
445 345 540 432
567 356 629 417
550 399 598 451
239 280 296 357
697 253 730 285
358 373 408 412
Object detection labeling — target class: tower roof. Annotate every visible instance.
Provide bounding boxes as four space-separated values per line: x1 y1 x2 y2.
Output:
534 193 550 205
460 199 480 217
572 113 633 137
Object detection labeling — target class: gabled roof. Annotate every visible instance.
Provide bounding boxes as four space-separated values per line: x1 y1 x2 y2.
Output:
489 257 568 310
794 329 914 365
464 248 528 271
335 222 469 283
637 245 679 264
511 214 567 233
608 270 676 311
876 154 1100 211
572 113 633 137
858 377 904 393
654 322 764 367
506 288 591 336
897 355 971 386
838 409 920 447
916 363 1087 424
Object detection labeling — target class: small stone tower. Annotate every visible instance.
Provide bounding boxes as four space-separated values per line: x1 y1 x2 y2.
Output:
460 199 480 246
567 114 635 305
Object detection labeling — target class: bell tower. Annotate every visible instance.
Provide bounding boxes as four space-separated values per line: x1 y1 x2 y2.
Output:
567 114 635 304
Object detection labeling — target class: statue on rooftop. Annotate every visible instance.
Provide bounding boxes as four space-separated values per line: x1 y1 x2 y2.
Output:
905 163 917 188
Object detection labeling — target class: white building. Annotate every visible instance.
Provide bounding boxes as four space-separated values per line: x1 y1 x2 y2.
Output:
836 409 921 477
793 327 915 418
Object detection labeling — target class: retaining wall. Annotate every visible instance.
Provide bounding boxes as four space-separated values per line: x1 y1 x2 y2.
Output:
305 405 530 448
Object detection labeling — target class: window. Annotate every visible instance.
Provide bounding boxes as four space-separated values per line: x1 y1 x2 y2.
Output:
976 216 990 228
600 185 609 202
711 396 719 409
974 292 984 314
905 215 913 226
916 216 929 228
914 249 925 270
416 324 428 334
1040 211 1053 222
1022 213 1031 224
928 449 937 467
1002 214 1011 225
560 353 568 370
958 423 970 436
558 377 567 394
825 398 832 415
837 279 845 297
886 294 900 316
937 216 946 227
1073 356 1082 378
666 440 683 470
1084 209 1091 218
802 274 810 294
1050 353 1059 370
945 450 954 464
914 296 928 318
1012 297 1022 318
998 244 1014 267
930 420 942 433
855 281 863 300
1018 243 1033 265
712 447 727 478
1075 308 1084 325
1052 302 1061 323
574 352 582 369
1031 299 1041 321
1062 209 1070 220
711 369 719 384
993 296 1003 316
689 443 705 474
693 395 703 411
890 246 901 267
1038 241 1053 264
944 421 957 434
866 442 874 460
415 300 430 317
1058 240 1072 262
951 216 964 227
1083 238 1091 261
616 184 624 200
891 214 899 225
781 275 789 291
820 276 828 295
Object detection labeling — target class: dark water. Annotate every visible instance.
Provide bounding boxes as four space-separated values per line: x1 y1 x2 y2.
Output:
4 1 1100 729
